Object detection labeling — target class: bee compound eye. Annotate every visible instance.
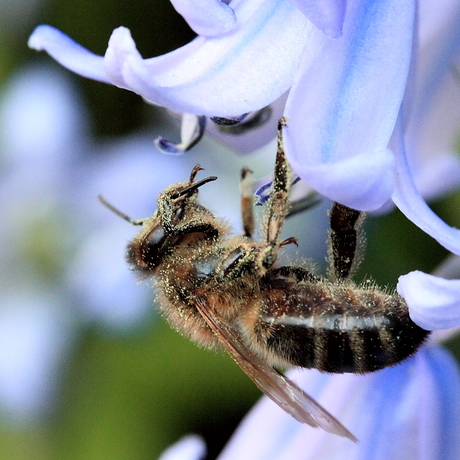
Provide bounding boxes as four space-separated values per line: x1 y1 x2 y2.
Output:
128 225 169 271
146 225 166 250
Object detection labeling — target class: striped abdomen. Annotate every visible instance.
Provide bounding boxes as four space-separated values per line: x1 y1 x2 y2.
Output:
256 269 429 373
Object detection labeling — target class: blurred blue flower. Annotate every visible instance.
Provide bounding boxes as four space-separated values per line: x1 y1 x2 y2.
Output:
0 61 271 422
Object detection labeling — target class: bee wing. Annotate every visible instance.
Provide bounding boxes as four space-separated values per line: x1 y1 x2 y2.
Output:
195 297 357 443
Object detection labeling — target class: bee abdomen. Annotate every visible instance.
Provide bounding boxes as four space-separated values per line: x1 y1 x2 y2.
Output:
256 283 429 373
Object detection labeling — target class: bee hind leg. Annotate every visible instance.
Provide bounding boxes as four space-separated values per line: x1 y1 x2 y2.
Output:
328 202 365 281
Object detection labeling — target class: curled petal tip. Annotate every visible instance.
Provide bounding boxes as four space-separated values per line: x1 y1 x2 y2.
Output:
154 113 206 154
28 24 110 83
292 0 346 38
170 0 237 37
398 271 460 330
28 25 47 50
288 147 395 211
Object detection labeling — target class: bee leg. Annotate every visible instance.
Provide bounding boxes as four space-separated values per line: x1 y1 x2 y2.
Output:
328 202 365 281
240 167 255 238
261 266 320 289
261 118 291 269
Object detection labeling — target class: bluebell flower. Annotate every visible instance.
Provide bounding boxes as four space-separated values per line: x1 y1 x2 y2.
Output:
29 0 418 211
0 64 88 422
27 1 460 252
390 1 460 333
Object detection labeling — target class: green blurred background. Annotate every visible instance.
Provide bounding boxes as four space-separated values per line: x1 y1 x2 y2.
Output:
1 0 460 459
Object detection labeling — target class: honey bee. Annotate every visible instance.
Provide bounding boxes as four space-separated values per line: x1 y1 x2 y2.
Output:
99 119 429 442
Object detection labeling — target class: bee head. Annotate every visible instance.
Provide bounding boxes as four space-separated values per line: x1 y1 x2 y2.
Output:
123 165 217 274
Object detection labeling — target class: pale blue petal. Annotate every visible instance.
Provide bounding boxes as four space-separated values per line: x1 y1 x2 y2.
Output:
413 152 460 202
391 118 460 255
29 0 318 116
110 1 317 115
397 271 460 330
284 0 415 211
103 27 141 89
286 145 395 211
292 0 346 38
170 0 237 36
426 346 460 460
405 1 460 173
159 435 206 460
28 25 110 83
418 0 460 46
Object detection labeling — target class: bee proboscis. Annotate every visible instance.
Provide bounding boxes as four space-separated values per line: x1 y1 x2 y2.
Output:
100 119 428 442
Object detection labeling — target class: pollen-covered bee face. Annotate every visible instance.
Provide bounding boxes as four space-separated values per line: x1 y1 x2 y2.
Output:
126 217 170 273
125 173 220 276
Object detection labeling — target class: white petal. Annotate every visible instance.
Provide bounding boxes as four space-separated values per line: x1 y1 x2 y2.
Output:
170 0 237 36
398 271 460 330
292 0 347 38
284 0 415 211
159 435 206 460
28 25 110 83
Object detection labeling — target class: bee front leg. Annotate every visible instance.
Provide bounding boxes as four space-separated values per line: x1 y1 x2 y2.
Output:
260 118 291 269
240 167 255 239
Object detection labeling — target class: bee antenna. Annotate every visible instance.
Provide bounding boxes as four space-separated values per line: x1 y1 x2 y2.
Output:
98 195 145 226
